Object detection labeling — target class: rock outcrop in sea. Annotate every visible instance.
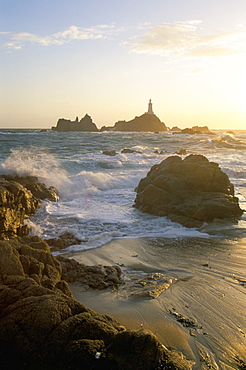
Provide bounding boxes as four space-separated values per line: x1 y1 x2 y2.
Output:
52 114 98 132
103 113 168 132
134 154 243 228
170 125 214 134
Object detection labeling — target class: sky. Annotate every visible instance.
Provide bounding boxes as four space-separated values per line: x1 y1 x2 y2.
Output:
0 0 246 130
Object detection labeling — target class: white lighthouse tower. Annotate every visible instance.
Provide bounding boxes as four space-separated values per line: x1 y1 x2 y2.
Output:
147 99 154 114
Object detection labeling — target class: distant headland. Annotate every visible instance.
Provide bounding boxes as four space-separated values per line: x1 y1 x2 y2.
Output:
51 99 212 134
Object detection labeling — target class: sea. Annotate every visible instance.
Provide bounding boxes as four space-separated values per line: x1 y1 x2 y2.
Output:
0 129 246 253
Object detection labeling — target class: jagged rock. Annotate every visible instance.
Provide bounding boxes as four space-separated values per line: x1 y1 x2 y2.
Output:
1 175 58 202
175 149 187 155
170 126 182 132
0 176 58 239
134 154 243 228
175 126 214 135
191 126 213 134
52 114 98 132
45 232 84 250
57 255 123 290
180 128 196 134
0 177 41 239
0 236 193 370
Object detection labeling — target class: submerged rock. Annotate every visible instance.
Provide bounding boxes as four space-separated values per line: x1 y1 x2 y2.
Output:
134 154 243 228
0 236 193 370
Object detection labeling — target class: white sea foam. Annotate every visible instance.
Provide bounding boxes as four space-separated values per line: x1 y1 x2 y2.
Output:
1 147 70 189
1 129 246 252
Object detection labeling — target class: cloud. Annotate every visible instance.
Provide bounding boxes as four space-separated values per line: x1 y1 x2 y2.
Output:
2 24 123 50
126 21 246 60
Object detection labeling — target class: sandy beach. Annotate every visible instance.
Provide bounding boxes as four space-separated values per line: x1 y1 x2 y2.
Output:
69 236 246 370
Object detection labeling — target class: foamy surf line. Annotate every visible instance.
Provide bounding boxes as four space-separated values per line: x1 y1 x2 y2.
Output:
51 225 211 254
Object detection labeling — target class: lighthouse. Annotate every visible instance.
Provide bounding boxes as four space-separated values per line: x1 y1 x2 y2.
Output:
147 99 154 114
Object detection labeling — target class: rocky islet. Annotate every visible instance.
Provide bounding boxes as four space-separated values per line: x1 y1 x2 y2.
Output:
134 154 243 228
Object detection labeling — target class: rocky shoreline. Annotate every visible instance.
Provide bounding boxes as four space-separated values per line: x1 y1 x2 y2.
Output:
0 174 194 369
0 236 194 370
0 156 244 369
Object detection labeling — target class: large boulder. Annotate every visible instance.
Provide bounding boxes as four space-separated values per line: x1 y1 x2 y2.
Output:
0 236 193 370
134 154 243 228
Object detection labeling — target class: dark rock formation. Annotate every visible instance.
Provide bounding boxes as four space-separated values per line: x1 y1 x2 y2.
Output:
170 126 182 132
0 177 41 239
100 125 114 131
175 149 187 155
46 232 85 251
0 236 193 370
180 128 197 134
108 113 167 132
2 175 58 202
121 148 142 154
52 114 98 132
57 255 123 289
102 150 117 156
191 125 213 134
134 154 243 228
0 176 58 240
171 126 214 135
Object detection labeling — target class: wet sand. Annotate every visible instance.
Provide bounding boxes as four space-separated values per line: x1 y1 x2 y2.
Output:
69 237 246 369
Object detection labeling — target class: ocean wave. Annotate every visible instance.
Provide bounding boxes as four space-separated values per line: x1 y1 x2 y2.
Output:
208 134 246 150
0 147 70 189
98 160 123 169
68 170 144 193
224 168 246 179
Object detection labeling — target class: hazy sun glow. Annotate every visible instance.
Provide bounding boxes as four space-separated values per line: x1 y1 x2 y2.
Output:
0 0 246 130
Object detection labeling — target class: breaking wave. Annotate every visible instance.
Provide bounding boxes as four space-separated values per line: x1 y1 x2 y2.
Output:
0 147 70 189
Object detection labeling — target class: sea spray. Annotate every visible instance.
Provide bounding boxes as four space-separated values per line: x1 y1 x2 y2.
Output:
1 147 70 190
1 129 246 251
